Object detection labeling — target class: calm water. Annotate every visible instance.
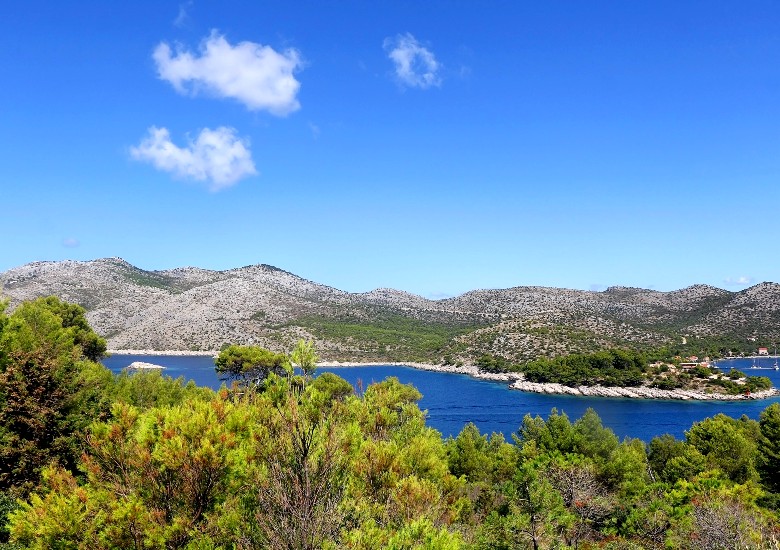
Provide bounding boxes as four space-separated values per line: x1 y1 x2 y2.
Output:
102 354 780 443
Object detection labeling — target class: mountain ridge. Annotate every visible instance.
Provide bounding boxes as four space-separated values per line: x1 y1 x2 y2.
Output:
2 258 778 363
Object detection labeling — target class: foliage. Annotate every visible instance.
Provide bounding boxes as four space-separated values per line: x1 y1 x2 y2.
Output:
474 354 511 373
647 434 706 483
255 396 345 549
0 297 112 496
214 344 290 384
4 300 780 548
291 338 319 378
109 368 213 409
758 403 780 493
293 313 483 362
686 414 761 484
521 349 647 386
309 372 354 403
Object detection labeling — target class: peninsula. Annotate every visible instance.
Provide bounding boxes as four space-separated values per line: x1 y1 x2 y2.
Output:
318 359 779 401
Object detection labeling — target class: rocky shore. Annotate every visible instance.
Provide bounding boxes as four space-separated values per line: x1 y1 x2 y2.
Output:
317 361 523 383
509 380 780 400
319 361 780 400
126 361 166 370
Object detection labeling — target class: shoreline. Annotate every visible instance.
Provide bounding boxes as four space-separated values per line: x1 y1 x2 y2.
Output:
509 380 780 401
108 351 780 401
108 349 219 357
317 360 522 383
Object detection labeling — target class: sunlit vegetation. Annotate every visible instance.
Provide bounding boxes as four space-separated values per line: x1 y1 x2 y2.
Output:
293 313 484 362
1 297 780 548
522 349 647 387
475 348 773 396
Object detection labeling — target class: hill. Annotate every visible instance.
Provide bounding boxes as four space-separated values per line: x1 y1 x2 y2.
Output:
2 258 779 363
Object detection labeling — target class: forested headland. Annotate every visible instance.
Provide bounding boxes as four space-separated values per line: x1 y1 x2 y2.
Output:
476 349 774 397
2 297 780 548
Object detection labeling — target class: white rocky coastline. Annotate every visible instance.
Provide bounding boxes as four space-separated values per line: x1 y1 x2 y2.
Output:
317 361 523 383
320 361 779 400
125 361 166 370
509 379 780 401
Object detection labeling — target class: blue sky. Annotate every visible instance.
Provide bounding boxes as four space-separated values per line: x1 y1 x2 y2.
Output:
2 1 779 298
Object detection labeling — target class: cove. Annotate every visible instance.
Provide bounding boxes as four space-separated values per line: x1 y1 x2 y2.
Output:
102 354 780 442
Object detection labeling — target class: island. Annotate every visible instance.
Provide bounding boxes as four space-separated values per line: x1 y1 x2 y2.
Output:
125 361 166 371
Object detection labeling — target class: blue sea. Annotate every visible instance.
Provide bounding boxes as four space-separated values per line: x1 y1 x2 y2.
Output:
102 354 780 443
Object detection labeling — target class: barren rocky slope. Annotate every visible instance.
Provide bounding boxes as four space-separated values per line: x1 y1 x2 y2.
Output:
2 258 778 363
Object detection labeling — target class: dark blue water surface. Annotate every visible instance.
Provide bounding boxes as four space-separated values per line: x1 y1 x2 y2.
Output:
102 355 780 443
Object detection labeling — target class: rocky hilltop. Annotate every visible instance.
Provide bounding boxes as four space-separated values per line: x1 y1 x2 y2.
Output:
2 258 778 363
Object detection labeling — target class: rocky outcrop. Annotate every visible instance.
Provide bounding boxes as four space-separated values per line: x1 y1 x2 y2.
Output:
510 380 780 401
125 361 166 370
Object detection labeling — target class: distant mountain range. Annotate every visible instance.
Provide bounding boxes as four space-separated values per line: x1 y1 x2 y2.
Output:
2 258 779 363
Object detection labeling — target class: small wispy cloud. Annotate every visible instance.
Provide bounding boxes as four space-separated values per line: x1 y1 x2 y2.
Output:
62 237 80 248
383 32 442 89
589 284 608 292
173 1 192 28
724 276 755 287
153 31 303 115
308 122 320 139
130 126 257 191
426 291 453 300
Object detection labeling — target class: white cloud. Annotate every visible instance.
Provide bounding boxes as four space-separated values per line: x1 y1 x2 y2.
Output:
153 31 302 115
173 1 192 28
383 33 442 89
62 238 80 248
724 276 755 287
130 126 257 191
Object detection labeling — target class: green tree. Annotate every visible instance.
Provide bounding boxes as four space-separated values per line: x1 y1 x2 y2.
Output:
686 414 760 484
758 403 780 493
255 397 345 549
511 460 571 550
308 372 354 403
447 423 488 481
10 394 260 549
291 338 319 378
648 434 706 483
0 297 111 495
29 296 106 361
109 368 213 410
215 344 290 385
573 408 619 462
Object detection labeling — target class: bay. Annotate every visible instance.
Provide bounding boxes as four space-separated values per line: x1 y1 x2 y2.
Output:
102 354 780 443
